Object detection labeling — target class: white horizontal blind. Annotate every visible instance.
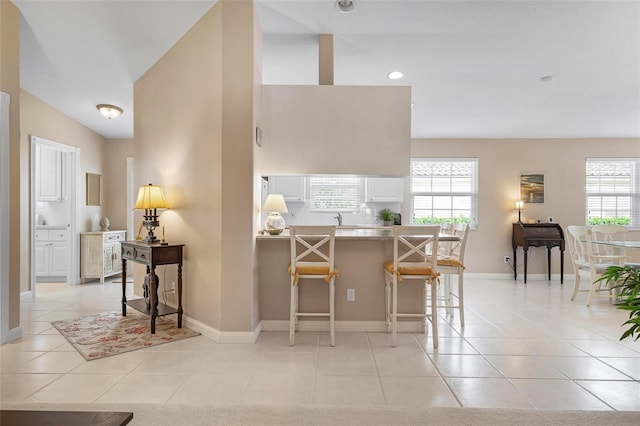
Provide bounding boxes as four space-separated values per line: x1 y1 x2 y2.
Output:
309 176 362 211
411 159 478 227
586 158 639 226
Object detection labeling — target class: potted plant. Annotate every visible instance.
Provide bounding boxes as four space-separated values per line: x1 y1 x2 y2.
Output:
596 265 640 341
377 208 396 226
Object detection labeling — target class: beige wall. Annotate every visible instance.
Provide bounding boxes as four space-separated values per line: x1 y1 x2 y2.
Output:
258 85 411 176
1 0 21 330
135 0 260 337
411 138 640 276
104 139 134 232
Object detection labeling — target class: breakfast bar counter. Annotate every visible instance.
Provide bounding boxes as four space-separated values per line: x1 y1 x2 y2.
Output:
257 227 455 332
256 227 396 241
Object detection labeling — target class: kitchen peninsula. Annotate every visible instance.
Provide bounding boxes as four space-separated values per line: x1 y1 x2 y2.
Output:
257 227 456 332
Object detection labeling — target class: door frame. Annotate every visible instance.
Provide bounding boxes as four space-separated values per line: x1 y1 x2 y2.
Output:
0 91 11 343
30 135 80 297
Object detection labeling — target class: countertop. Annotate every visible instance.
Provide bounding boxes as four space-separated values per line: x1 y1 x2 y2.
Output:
257 227 393 241
257 227 459 242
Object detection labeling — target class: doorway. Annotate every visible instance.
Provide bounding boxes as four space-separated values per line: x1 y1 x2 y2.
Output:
29 136 80 297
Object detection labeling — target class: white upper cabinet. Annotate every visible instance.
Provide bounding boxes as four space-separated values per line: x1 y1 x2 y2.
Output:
268 176 305 202
36 144 65 201
365 177 404 202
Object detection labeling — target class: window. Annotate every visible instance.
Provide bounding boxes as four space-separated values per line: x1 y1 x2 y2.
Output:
410 159 478 228
586 158 639 226
309 176 362 211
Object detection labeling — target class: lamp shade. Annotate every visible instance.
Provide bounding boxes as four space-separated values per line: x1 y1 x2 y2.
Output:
515 201 524 210
134 184 168 209
262 194 288 213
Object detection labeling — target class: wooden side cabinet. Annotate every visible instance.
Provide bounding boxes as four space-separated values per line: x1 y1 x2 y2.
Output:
80 231 126 283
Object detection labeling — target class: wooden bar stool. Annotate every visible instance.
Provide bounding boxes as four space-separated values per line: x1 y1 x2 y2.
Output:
383 225 440 348
436 223 469 326
288 226 338 346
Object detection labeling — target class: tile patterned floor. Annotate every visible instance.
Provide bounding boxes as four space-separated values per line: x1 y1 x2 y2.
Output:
1 278 639 410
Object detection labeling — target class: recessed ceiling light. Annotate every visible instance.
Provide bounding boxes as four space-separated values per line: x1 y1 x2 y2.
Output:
387 71 404 80
540 75 553 82
96 104 123 119
335 0 356 13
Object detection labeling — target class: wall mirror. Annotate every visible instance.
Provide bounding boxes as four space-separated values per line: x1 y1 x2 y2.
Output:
86 173 101 206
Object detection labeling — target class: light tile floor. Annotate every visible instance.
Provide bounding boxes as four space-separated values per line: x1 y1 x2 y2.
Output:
1 278 639 410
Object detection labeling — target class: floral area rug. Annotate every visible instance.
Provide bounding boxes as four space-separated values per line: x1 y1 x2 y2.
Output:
51 310 200 361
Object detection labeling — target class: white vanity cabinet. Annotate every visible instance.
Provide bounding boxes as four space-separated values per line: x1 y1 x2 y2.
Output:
365 177 404 202
35 227 68 279
80 231 126 283
268 176 306 202
36 144 65 201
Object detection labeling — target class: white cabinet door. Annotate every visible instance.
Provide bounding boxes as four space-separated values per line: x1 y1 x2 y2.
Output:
34 242 49 276
103 243 121 275
365 177 404 202
269 176 305 202
49 242 67 276
37 144 63 201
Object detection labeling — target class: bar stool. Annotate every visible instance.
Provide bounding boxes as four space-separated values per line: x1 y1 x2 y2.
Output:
383 225 440 348
288 226 338 347
436 223 469 326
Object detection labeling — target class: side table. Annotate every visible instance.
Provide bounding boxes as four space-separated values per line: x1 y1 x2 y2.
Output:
120 241 184 333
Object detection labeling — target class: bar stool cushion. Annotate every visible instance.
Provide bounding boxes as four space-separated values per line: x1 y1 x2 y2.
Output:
437 257 465 268
383 261 436 277
288 264 339 284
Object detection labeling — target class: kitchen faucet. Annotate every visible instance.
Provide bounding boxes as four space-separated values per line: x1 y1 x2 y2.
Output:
334 212 343 226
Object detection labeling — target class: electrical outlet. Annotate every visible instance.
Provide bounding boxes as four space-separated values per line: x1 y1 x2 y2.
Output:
347 288 355 302
169 281 176 293
504 256 510 264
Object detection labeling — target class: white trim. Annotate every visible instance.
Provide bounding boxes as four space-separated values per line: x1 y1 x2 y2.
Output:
464 272 570 282
183 314 261 344
260 320 423 333
7 326 22 342
126 157 134 240
0 92 10 344
20 291 33 299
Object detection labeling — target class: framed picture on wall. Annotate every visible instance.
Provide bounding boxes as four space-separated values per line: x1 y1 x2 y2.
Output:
520 173 544 203
86 173 101 206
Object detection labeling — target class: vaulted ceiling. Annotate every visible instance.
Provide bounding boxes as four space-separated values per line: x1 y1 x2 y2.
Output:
14 0 640 140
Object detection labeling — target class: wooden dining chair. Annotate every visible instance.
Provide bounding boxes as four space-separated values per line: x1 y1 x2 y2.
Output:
566 225 626 306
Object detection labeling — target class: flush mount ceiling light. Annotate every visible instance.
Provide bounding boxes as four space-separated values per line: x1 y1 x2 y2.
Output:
540 75 553 82
96 104 123 119
387 71 404 80
335 0 356 13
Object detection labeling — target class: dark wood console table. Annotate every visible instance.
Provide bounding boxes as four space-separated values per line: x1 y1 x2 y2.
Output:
512 223 564 284
120 241 184 333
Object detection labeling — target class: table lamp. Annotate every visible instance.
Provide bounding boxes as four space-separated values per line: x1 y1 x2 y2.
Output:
262 194 288 235
515 201 524 223
134 183 168 243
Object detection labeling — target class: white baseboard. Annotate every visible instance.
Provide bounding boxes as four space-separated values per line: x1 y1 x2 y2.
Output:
183 314 261 344
1 326 22 344
466 272 572 283
20 291 32 299
260 320 423 333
